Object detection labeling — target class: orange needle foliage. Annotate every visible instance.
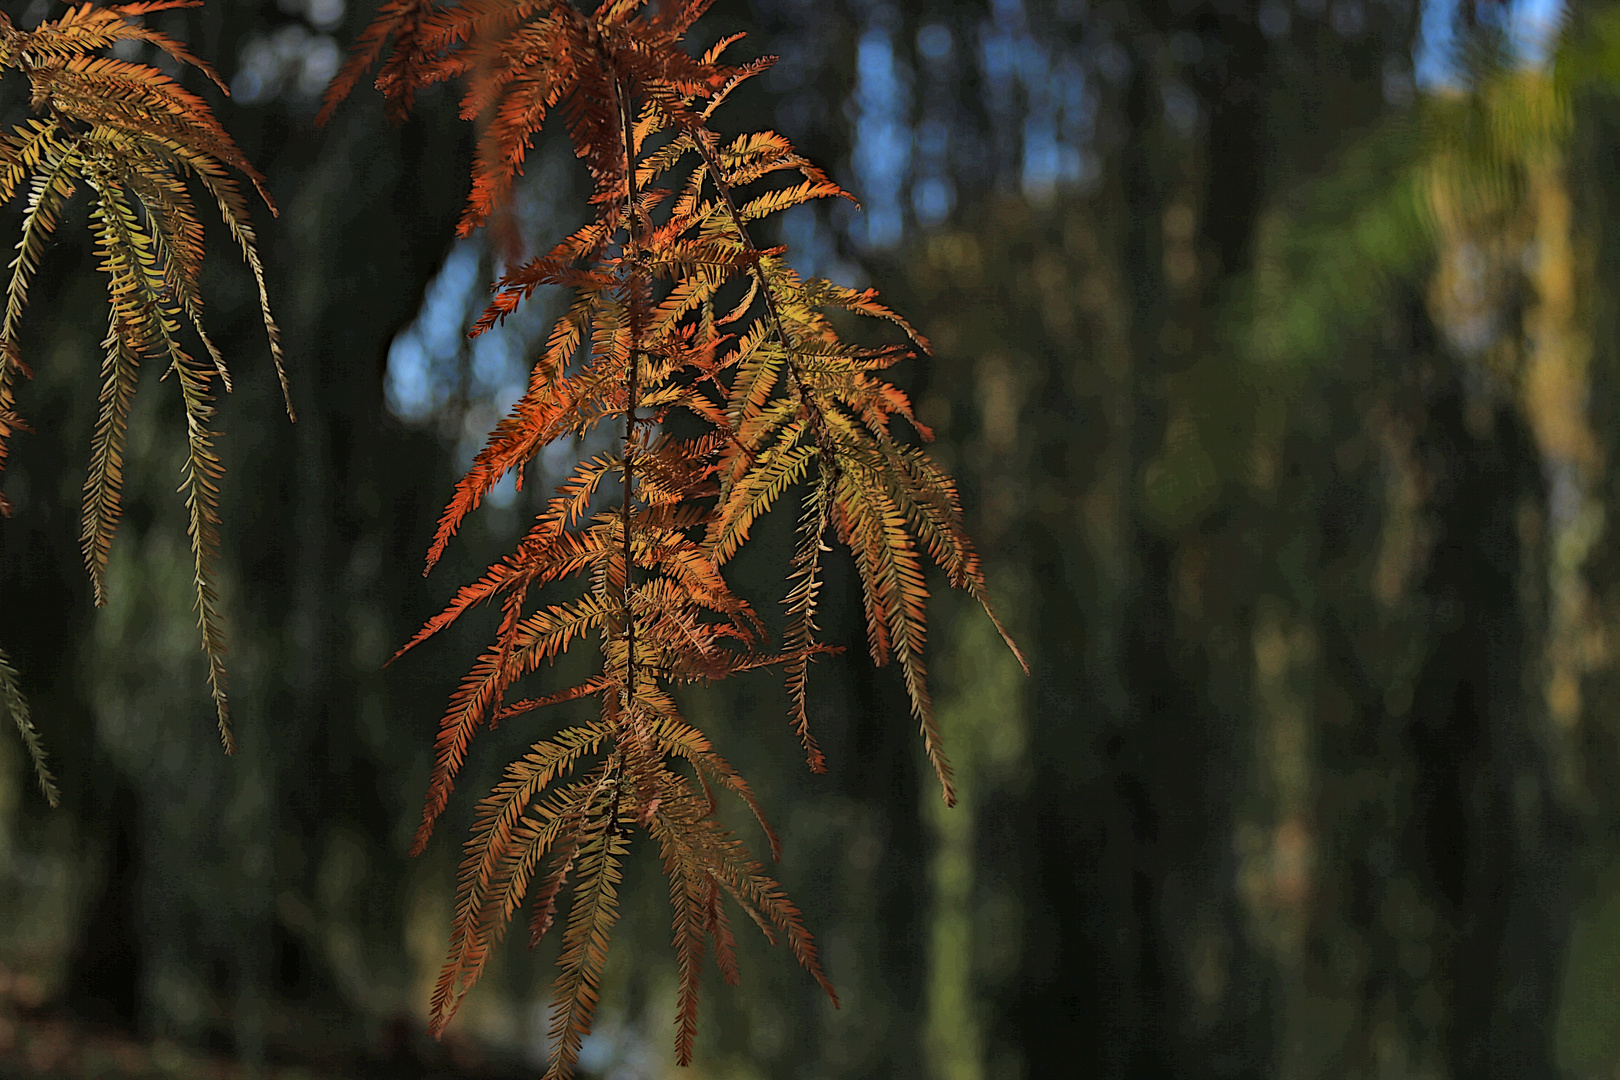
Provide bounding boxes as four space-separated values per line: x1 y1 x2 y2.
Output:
0 1 1025 1073
320 0 1026 1073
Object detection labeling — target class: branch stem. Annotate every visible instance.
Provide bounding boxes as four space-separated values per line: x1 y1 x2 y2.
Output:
614 67 639 703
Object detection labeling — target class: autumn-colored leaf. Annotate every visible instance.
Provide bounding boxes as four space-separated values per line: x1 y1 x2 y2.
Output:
319 0 1025 1072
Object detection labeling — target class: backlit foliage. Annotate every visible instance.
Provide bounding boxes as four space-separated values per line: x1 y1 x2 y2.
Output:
322 0 1023 1073
0 0 289 776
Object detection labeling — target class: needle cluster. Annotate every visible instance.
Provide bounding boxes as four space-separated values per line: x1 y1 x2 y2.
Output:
0 3 1023 1073
0 0 287 794
322 0 1024 1072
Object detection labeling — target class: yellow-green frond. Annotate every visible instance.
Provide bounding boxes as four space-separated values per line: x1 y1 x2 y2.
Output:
4 134 81 360
705 420 812 563
834 468 951 804
0 119 69 205
171 351 233 753
651 796 708 1066
81 309 141 606
781 467 831 772
544 825 628 1080
178 160 291 419
0 645 58 807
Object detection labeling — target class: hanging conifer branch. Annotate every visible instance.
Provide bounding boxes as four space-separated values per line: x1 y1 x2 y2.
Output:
0 644 57 807
0 1 288 762
322 0 1024 1071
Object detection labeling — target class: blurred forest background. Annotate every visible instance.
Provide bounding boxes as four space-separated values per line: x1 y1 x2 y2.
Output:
5 0 1620 1076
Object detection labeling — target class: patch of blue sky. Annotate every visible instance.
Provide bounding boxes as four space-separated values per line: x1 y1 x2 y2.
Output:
917 21 953 64
388 234 581 506
850 25 911 250
989 0 1027 32
1513 0 1567 67
841 0 1100 241
978 20 1022 99
1022 121 1078 201
1056 55 1094 142
384 239 482 423
466 310 535 508
912 176 955 227
779 202 865 287
1415 0 1567 88
231 20 342 108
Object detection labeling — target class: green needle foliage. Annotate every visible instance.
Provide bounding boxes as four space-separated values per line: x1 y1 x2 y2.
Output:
0 0 289 759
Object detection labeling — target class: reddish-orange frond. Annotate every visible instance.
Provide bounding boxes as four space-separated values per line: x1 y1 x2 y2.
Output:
411 594 615 855
315 0 438 125
329 0 1025 1069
